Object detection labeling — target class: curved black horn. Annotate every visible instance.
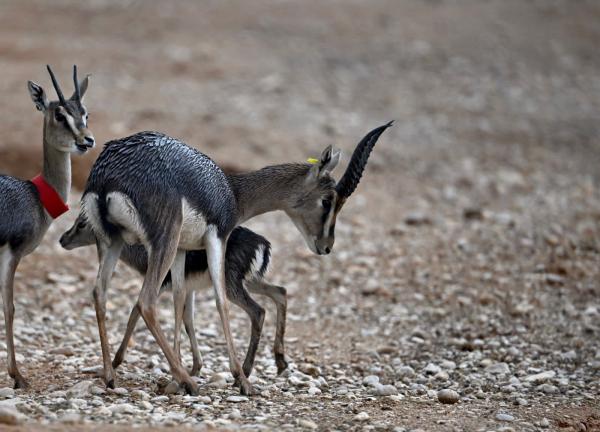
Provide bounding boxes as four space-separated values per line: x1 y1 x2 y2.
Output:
46 65 66 106
336 121 393 204
73 65 81 104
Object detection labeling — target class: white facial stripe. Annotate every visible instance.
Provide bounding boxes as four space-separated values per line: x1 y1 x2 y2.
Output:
63 111 79 137
321 197 336 238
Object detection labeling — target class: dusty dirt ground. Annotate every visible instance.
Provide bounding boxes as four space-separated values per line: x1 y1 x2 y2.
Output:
0 0 599 430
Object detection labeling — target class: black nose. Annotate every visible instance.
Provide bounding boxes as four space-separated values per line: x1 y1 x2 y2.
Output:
324 246 331 254
84 136 95 147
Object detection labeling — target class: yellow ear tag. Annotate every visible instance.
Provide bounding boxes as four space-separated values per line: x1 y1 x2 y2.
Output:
307 158 319 164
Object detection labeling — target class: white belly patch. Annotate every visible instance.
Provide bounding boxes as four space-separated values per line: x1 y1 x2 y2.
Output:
179 198 208 250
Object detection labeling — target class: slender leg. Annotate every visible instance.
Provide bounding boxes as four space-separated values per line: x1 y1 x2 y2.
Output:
0 248 28 389
247 281 288 374
183 289 203 375
113 282 170 370
137 233 197 394
92 239 123 388
171 251 186 363
227 280 265 381
205 228 253 395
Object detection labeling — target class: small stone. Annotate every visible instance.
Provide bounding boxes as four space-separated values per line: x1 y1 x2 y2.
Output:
0 406 25 425
163 381 181 395
537 383 558 394
485 362 510 375
423 363 441 375
0 388 15 399
110 403 136 415
60 412 82 424
496 413 514 422
362 375 380 387
372 384 398 396
299 363 321 377
539 418 550 428
525 371 556 383
298 419 318 429
50 346 75 356
354 411 370 421
405 212 432 226
437 389 459 404
131 390 150 400
67 380 93 399
307 386 321 395
226 396 248 403
110 387 128 396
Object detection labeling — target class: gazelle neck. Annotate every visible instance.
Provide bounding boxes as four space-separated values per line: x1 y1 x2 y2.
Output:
42 125 71 202
227 164 310 224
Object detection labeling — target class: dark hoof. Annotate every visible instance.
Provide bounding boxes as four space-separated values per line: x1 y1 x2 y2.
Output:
239 379 255 396
276 356 289 375
13 376 29 390
112 358 122 370
183 381 199 396
106 379 115 389
190 363 202 376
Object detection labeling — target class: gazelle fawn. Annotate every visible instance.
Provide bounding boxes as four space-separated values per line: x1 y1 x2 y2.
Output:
75 121 391 395
60 220 287 380
0 66 94 388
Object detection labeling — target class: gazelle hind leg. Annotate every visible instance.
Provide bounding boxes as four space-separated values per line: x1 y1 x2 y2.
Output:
137 231 197 395
183 289 203 375
113 283 170 370
0 248 27 389
247 280 288 374
227 279 265 381
205 228 253 395
93 239 124 388
171 251 186 363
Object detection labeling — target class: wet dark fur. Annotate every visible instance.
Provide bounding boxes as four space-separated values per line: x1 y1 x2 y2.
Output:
0 176 45 252
85 131 237 240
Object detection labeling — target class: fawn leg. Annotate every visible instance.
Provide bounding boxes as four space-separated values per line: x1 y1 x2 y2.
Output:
183 288 203 375
92 239 123 388
137 232 197 395
171 251 186 363
228 279 265 381
113 282 170 369
248 281 288 374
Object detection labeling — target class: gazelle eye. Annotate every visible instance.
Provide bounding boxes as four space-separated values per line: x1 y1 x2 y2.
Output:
55 111 65 122
322 199 332 211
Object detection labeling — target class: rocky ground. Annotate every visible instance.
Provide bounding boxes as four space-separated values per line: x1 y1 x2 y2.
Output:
0 0 599 431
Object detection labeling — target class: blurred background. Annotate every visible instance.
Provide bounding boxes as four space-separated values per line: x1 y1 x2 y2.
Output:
0 0 599 429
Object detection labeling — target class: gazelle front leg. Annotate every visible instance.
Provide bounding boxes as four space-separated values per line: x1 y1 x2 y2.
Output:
0 247 27 389
205 228 253 395
93 239 123 388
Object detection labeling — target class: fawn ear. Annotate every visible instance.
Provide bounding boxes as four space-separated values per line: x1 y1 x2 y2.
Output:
71 74 91 101
28 81 49 112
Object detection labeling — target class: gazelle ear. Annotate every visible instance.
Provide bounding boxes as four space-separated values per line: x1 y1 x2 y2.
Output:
71 74 91 101
308 145 341 182
27 81 49 112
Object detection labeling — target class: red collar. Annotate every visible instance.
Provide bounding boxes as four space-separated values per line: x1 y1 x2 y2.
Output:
30 175 69 219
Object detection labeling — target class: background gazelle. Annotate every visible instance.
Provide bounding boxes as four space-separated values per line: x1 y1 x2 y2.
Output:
0 65 94 389
76 122 391 395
